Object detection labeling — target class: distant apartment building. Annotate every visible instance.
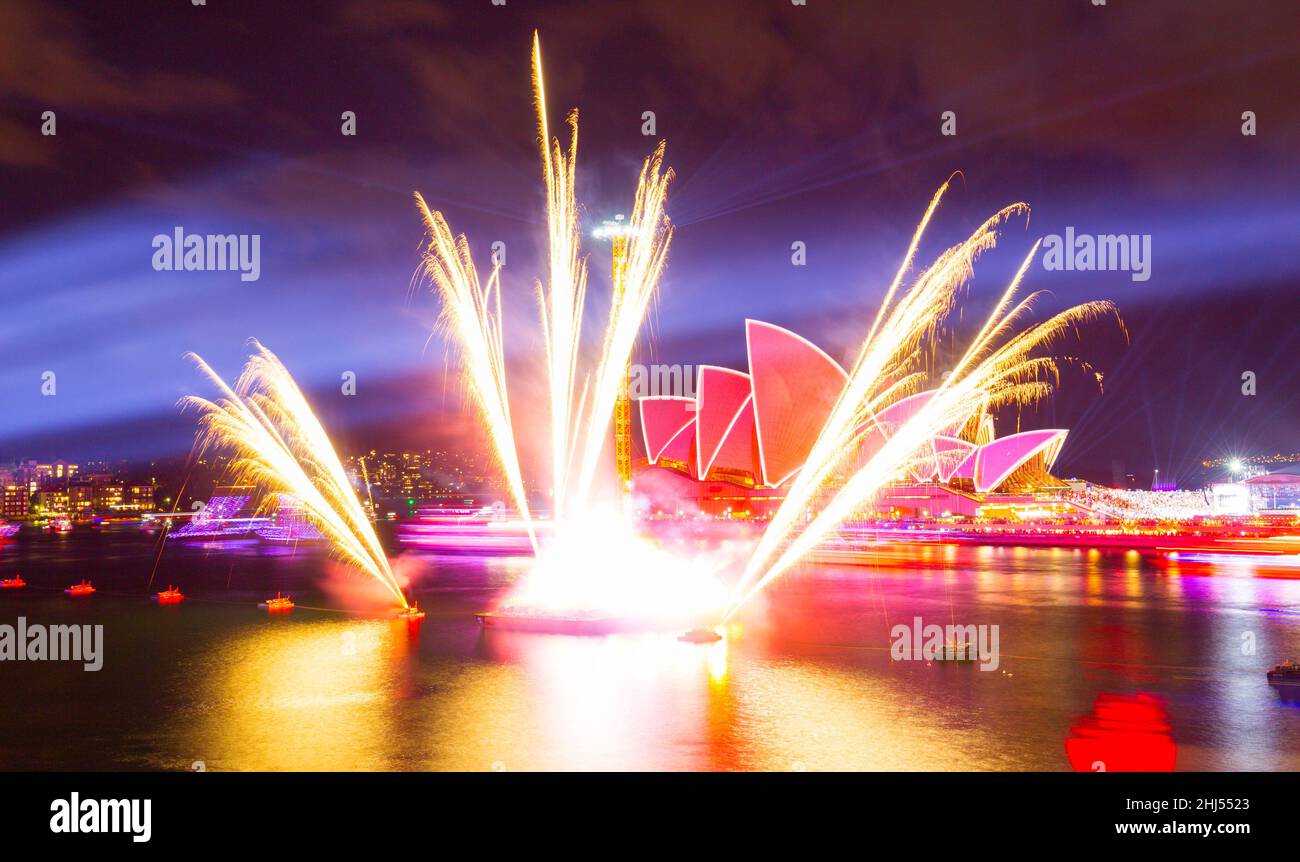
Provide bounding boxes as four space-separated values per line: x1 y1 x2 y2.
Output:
35 461 79 483
68 483 95 514
345 449 503 507
6 460 79 496
36 488 70 517
2 484 30 519
124 484 155 512
94 484 124 511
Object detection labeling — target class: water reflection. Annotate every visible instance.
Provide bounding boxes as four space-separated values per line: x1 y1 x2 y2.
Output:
183 618 414 770
1066 693 1175 772
5 532 1300 770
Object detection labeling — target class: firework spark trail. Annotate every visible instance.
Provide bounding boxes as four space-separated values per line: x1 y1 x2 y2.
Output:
421 32 673 524
408 34 1121 630
725 188 1018 608
532 32 589 520
721 194 1121 622
182 341 409 608
414 197 538 551
570 143 674 509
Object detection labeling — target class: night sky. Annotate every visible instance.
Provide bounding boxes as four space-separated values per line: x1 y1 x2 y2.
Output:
1 0 1297 487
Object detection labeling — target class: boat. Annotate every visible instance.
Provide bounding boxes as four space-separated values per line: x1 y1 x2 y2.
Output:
397 602 426 621
678 627 723 643
1267 660 1300 688
942 641 977 663
259 592 295 612
153 585 185 604
65 580 95 596
0 575 26 589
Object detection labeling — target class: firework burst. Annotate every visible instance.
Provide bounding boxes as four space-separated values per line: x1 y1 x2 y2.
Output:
414 38 1121 631
722 180 1123 621
417 32 674 523
182 341 409 608
414 198 538 551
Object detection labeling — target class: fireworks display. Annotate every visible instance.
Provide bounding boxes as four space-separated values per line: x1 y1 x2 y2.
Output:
182 341 410 609
414 38 1124 630
722 180 1123 620
413 197 537 552
419 33 674 527
6 0 1299 797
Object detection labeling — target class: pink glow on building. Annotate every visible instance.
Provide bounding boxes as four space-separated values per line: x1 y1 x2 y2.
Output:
694 365 753 479
972 429 1068 493
745 319 848 488
638 396 697 465
635 320 1071 503
932 436 978 483
709 405 758 476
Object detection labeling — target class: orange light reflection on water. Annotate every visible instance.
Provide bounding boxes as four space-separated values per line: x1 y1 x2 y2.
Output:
157 541 1300 772
184 618 416 771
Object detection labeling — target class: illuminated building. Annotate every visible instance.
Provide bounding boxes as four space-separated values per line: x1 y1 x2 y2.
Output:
1210 482 1251 516
125 484 156 512
94 484 124 511
636 320 1074 518
67 483 95 514
2 484 30 520
36 488 70 517
1241 467 1300 514
35 461 79 483
343 449 506 509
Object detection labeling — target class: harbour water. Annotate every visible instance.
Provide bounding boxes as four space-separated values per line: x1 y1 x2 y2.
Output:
1 529 1298 771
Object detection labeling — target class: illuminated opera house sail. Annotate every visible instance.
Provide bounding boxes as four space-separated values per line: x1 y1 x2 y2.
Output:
636 320 1070 517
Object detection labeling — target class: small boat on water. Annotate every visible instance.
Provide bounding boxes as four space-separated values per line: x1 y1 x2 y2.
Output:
153 585 185 604
1 575 26 589
397 602 426 621
678 627 723 644
259 592 295 612
1267 660 1300 689
65 580 95 596
943 641 977 663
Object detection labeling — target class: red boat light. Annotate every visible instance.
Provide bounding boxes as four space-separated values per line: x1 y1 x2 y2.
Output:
154 585 185 604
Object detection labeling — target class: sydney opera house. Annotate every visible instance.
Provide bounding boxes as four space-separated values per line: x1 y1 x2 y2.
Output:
635 320 1071 518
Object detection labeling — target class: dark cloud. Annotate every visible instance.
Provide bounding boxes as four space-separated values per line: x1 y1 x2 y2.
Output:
0 0 1296 483
0 1 238 119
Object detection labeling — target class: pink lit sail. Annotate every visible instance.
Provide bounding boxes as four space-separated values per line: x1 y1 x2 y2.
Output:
972 429 1068 493
932 436 978 483
639 396 697 465
709 404 758 476
694 366 752 479
746 319 848 488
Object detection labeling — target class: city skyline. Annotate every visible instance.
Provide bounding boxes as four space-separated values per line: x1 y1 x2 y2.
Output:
1 1 1297 485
